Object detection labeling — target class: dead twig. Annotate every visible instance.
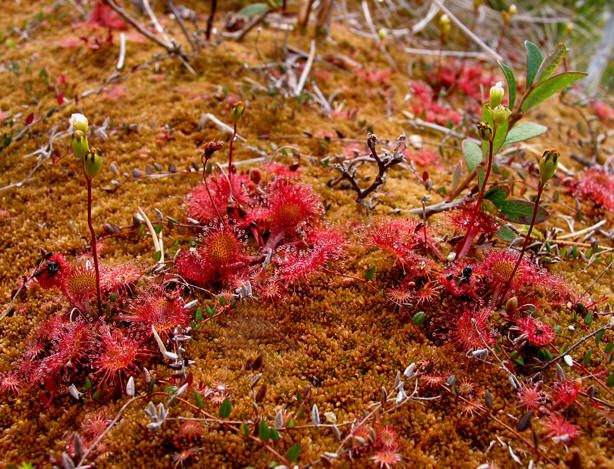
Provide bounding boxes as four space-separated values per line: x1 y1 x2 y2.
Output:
103 0 196 75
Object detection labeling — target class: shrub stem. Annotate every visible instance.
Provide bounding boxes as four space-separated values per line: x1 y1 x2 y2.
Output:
456 126 496 259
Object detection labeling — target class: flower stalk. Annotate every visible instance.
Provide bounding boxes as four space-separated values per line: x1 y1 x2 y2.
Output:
70 114 103 316
498 150 559 306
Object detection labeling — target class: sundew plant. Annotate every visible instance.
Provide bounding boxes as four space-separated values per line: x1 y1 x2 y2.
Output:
0 2 612 468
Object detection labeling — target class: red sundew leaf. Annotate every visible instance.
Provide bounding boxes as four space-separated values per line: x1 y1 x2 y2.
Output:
58 37 82 49
56 74 67 86
57 93 64 106
422 171 430 182
25 113 34 125
87 1 128 31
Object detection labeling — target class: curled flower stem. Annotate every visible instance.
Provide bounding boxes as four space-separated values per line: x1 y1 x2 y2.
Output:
498 183 544 307
86 174 103 316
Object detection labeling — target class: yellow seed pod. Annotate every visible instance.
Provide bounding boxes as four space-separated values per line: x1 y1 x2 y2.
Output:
84 149 103 178
72 130 90 160
539 150 559 184
492 104 511 124
231 102 245 123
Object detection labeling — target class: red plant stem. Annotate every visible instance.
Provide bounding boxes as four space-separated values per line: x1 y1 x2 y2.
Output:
228 122 236 188
456 127 496 259
498 183 544 307
86 175 103 316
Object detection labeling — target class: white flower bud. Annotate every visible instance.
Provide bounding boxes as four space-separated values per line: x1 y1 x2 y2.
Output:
70 113 89 133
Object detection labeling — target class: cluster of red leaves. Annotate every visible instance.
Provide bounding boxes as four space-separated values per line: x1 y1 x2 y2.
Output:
590 100 614 122
347 423 402 468
178 165 343 296
407 80 462 126
433 61 495 103
404 148 442 168
0 254 190 399
87 1 128 31
368 211 590 446
564 168 614 212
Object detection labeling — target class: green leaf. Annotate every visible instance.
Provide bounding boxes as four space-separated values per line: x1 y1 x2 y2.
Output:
462 139 482 172
241 423 251 437
497 199 549 225
525 41 543 88
521 72 587 112
364 265 376 281
498 61 517 109
412 311 426 325
495 225 516 242
584 311 593 325
258 421 271 440
269 428 280 441
583 350 592 366
238 3 269 18
287 443 301 463
503 122 548 146
195 307 203 321
607 371 614 388
219 398 232 418
153 250 162 261
194 391 204 408
484 186 509 206
535 43 567 83
493 119 509 154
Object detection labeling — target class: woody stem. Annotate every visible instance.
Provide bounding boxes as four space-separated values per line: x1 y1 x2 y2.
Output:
456 126 496 259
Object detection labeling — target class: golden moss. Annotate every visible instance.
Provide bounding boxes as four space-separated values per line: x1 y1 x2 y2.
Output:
0 1 612 468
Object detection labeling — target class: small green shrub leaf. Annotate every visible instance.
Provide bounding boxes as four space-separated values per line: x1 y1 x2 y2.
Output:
504 122 548 146
287 443 301 463
219 398 232 418
258 421 271 440
462 139 482 173
525 41 543 88
413 311 426 325
607 371 614 388
521 72 587 112
194 391 204 408
497 199 549 225
498 61 516 109
364 265 376 280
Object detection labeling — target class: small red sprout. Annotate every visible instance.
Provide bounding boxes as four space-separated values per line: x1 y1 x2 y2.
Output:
514 317 556 346
371 448 402 468
265 179 323 245
565 168 614 212
543 414 580 443
452 308 493 352
553 379 581 408
94 327 142 383
177 225 247 287
125 288 190 337
186 174 252 224
271 228 343 286
518 383 547 410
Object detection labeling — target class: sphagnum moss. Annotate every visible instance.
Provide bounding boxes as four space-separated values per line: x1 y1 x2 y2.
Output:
0 2 612 468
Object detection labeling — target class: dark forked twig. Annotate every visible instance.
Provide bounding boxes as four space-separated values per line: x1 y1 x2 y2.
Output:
328 133 406 201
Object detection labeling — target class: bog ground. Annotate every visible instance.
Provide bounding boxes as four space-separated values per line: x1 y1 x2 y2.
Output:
0 1 613 468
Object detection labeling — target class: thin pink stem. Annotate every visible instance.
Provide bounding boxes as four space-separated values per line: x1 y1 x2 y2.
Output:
86 175 102 316
497 183 544 306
